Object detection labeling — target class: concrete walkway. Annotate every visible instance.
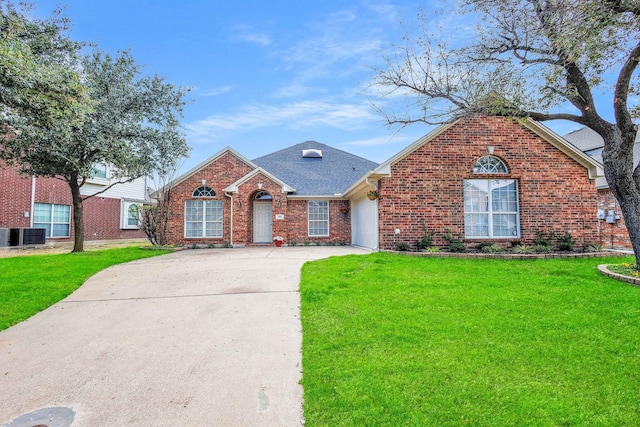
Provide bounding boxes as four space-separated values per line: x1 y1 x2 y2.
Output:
0 246 369 427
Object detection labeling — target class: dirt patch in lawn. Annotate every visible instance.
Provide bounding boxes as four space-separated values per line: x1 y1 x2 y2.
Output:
0 238 148 258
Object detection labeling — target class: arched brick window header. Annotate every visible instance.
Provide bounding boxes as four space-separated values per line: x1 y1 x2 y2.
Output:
192 185 216 197
473 156 508 174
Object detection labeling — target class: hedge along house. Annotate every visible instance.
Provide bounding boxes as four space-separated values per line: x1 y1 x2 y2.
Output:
343 115 604 251
162 142 378 246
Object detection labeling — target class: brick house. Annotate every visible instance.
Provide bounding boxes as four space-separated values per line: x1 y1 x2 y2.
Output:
563 126 640 249
344 115 603 250
163 115 606 250
0 162 147 244
162 143 377 246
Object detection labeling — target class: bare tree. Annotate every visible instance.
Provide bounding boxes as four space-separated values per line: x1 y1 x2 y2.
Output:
139 163 182 246
371 0 640 264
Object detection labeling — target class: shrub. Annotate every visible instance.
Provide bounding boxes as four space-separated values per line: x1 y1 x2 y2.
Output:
535 244 554 254
479 243 500 253
511 244 533 254
556 232 575 251
423 246 440 253
535 229 555 247
420 220 436 248
395 242 411 252
584 243 604 252
443 227 466 253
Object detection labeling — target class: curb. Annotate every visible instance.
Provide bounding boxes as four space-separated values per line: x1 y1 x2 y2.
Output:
598 264 640 286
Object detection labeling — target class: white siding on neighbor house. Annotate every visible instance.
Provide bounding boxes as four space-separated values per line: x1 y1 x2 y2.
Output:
351 195 378 250
80 176 148 201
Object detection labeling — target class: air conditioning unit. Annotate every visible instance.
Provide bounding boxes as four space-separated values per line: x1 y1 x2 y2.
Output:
0 228 8 247
8 228 46 246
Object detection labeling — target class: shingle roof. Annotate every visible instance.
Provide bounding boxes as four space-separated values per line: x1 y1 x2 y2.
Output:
252 141 378 196
563 127 640 189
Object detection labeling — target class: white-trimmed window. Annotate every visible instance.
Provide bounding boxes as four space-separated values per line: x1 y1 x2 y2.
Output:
121 201 141 229
473 156 508 174
33 203 71 238
192 185 216 197
308 200 329 237
92 163 108 179
464 179 520 238
185 200 223 238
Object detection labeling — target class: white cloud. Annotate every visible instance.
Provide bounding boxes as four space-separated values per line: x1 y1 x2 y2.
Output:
199 85 234 97
232 25 272 46
186 100 376 143
273 6 385 87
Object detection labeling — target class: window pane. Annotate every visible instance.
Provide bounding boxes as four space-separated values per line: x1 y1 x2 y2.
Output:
52 224 70 237
493 214 518 237
473 156 508 174
185 200 223 238
53 205 70 223
127 204 139 226
491 180 517 212
464 180 489 212
186 222 202 237
464 214 489 237
308 201 329 236
34 223 51 237
464 179 519 238
92 164 107 179
34 203 51 223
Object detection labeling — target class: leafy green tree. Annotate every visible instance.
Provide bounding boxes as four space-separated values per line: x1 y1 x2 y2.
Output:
371 0 640 264
1 3 190 252
0 2 88 138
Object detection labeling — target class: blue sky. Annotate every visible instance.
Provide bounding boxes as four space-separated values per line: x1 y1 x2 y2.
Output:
33 0 585 175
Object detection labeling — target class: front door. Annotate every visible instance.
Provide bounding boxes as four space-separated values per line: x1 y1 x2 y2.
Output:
253 202 273 243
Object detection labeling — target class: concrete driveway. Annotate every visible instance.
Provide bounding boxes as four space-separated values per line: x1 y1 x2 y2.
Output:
0 246 369 427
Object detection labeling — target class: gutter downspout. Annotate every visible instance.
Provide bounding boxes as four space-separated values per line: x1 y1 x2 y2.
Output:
225 191 234 246
30 176 36 227
365 177 377 190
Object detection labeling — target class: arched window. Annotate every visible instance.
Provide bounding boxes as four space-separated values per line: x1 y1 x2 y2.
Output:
254 191 272 200
473 156 508 174
192 185 216 197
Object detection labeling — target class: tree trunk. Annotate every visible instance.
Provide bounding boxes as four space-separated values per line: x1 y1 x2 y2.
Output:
69 176 85 253
601 126 640 266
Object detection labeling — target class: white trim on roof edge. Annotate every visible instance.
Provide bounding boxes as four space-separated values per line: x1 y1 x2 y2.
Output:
343 116 604 198
158 146 259 195
224 167 295 194
522 119 603 179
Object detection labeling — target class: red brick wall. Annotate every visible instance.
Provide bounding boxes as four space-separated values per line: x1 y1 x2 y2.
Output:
83 197 145 240
0 164 31 228
597 189 632 248
1 163 144 241
165 152 254 245
284 199 351 245
164 151 351 246
378 115 599 250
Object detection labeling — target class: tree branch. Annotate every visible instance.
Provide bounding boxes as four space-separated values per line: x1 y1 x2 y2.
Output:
81 176 137 200
614 41 640 130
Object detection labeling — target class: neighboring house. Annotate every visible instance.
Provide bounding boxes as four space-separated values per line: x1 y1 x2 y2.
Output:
0 162 147 243
563 127 640 248
163 115 605 250
163 142 378 246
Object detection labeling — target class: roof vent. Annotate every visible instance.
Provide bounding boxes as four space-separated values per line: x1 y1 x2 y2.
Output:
302 149 323 158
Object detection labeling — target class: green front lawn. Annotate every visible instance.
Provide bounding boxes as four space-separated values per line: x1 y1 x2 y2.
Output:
0 247 171 330
300 253 640 426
